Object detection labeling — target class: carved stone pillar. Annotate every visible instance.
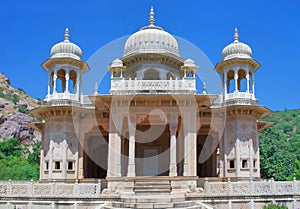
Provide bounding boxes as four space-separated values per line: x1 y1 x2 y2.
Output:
107 114 123 177
62 139 67 179
169 114 178 176
234 70 238 93
224 71 228 94
47 73 51 97
127 118 136 177
76 71 80 98
236 138 240 177
53 73 57 94
246 73 250 93
249 138 254 177
183 108 197 176
65 70 70 94
49 140 53 179
252 74 255 97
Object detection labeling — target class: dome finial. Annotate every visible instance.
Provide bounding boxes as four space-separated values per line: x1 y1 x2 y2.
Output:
234 27 239 42
64 28 70 42
149 6 155 26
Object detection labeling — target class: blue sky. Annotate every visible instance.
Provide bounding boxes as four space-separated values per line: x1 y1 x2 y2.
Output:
0 0 299 111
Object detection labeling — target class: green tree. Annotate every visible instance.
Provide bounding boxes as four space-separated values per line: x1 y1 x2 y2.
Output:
0 156 39 180
0 138 40 180
259 127 295 180
0 138 22 159
262 204 288 209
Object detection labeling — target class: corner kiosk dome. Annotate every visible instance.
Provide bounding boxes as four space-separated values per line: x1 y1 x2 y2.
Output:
50 28 82 60
123 7 179 57
222 28 252 61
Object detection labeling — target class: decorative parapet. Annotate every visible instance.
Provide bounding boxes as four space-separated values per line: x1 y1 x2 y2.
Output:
225 92 255 101
194 178 300 197
45 93 78 102
110 78 196 95
42 95 93 108
0 180 104 198
0 179 299 199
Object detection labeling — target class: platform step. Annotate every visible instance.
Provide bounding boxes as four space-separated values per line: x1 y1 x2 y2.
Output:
107 201 199 209
134 181 172 194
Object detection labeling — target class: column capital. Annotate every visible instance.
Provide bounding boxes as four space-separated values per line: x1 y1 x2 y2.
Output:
169 113 178 131
65 73 70 80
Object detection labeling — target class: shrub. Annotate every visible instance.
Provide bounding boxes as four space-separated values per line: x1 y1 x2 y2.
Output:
18 106 28 114
263 204 288 209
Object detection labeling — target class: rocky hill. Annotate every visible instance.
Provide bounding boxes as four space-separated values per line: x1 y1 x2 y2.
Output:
0 72 41 143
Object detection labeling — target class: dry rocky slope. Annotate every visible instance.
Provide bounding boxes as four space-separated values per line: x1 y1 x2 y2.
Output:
0 72 41 143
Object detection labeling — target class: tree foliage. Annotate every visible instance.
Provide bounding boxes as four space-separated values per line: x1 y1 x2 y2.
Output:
259 127 295 180
262 204 288 209
0 138 40 180
260 109 300 180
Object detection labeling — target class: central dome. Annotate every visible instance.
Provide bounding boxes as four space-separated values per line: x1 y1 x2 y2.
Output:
123 7 179 57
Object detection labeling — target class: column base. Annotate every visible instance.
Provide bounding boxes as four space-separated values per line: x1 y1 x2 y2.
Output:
169 164 177 177
127 164 136 177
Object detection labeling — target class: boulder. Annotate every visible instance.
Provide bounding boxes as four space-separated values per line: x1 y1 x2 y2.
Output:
0 121 19 139
7 112 34 124
16 99 29 110
0 114 5 124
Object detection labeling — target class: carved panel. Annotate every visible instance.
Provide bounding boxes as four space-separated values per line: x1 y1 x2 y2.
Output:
56 184 74 197
231 182 250 195
78 184 97 196
33 184 52 196
296 182 300 194
253 182 271 195
207 183 227 195
11 184 29 195
53 142 63 159
274 182 293 194
0 185 7 195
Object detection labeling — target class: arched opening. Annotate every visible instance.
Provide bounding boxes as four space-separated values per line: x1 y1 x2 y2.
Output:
56 69 66 93
249 71 253 93
167 72 175 80
227 70 235 93
143 69 160 80
69 70 77 94
50 71 54 94
238 69 247 92
186 72 194 78
135 124 170 176
127 72 136 80
197 134 218 177
83 130 108 179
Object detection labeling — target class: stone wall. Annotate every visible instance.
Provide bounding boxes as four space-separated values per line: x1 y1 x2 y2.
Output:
0 179 299 209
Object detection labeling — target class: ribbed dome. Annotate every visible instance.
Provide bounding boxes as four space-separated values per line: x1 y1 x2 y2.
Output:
222 28 252 61
50 28 82 60
111 58 123 67
123 7 179 57
184 58 196 67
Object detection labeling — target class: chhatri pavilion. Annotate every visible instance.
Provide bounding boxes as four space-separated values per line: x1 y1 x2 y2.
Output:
12 7 298 209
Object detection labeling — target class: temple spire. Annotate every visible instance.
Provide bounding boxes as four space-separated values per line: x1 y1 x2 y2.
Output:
64 28 70 42
149 6 155 26
234 27 239 42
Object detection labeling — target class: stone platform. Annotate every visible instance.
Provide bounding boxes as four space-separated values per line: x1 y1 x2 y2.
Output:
0 178 299 209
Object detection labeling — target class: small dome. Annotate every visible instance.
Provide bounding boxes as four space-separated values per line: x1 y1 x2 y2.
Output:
184 59 196 67
123 7 179 57
50 28 82 60
222 28 252 61
111 58 123 67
